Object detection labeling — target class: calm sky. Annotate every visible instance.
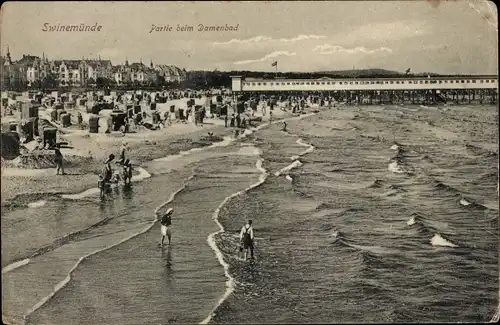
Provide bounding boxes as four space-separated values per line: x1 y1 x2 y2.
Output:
1 1 498 74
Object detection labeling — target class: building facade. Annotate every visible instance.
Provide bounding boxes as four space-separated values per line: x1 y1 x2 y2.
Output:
1 49 185 89
231 76 499 92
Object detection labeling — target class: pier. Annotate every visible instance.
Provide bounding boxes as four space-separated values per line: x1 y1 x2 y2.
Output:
231 75 499 105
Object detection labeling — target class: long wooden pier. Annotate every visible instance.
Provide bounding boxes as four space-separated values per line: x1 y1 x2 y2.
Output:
231 75 499 104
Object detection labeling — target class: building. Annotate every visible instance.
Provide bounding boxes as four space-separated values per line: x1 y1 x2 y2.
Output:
230 75 498 104
155 64 186 83
25 53 50 86
84 59 113 83
231 75 499 92
50 60 83 86
1 49 186 89
129 61 157 84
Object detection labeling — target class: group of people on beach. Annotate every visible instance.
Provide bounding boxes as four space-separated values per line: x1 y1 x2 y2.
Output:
99 142 134 194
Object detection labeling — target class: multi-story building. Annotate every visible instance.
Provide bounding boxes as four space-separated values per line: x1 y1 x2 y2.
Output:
51 60 84 86
130 61 157 84
85 59 113 83
155 64 186 82
1 50 185 89
25 53 50 86
113 59 159 85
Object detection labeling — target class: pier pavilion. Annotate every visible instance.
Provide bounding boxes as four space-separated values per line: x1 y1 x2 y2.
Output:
231 75 499 105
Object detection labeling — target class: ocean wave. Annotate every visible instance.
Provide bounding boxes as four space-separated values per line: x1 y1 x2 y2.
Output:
459 197 488 210
406 213 441 237
22 174 194 320
368 179 385 188
388 161 406 174
465 143 499 157
201 157 268 324
432 179 461 195
430 233 458 248
331 231 399 255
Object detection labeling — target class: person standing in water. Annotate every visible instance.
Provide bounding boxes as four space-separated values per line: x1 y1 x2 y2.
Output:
240 219 255 260
54 144 66 175
118 142 128 166
160 208 173 247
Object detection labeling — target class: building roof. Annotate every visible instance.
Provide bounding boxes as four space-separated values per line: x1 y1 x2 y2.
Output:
16 55 40 66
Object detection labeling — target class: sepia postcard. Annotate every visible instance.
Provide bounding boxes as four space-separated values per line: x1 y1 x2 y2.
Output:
0 1 498 324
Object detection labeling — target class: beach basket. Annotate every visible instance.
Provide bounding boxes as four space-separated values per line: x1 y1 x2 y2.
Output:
178 109 185 120
21 104 39 119
56 109 67 121
50 109 58 122
41 127 57 147
89 116 100 133
1 131 20 159
60 113 71 127
170 105 175 113
8 123 17 131
152 112 160 125
27 117 39 136
91 105 100 114
236 102 245 114
150 103 157 110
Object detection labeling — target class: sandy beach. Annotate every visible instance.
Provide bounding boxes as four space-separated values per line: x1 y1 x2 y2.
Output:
1 102 299 207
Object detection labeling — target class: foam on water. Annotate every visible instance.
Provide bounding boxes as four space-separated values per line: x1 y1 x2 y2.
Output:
430 233 457 248
201 156 268 325
296 138 315 155
27 200 47 208
388 161 405 174
275 160 303 177
407 216 416 226
460 198 471 206
1 258 30 274
390 144 400 150
285 175 293 182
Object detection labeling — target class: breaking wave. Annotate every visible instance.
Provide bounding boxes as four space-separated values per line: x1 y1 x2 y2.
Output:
430 233 458 248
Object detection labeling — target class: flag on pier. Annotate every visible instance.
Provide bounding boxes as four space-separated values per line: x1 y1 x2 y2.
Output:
271 61 277 67
405 68 411 74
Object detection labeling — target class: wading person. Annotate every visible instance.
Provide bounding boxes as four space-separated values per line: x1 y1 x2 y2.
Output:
160 208 173 247
54 144 65 175
101 154 115 183
122 158 133 185
117 142 128 166
240 219 255 260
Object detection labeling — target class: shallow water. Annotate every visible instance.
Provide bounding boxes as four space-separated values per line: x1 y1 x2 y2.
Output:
1 105 498 324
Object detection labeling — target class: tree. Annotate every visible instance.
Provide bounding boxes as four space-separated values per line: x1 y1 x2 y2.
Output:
41 73 58 90
96 77 113 89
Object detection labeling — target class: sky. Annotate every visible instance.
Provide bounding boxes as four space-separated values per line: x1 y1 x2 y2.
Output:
0 1 498 74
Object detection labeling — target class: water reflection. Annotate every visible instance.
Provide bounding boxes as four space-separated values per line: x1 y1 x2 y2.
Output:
161 246 174 287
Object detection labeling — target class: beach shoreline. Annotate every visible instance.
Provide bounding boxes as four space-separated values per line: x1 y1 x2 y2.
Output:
1 106 306 208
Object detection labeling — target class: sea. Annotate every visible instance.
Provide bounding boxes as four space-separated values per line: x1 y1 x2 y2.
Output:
2 104 498 324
